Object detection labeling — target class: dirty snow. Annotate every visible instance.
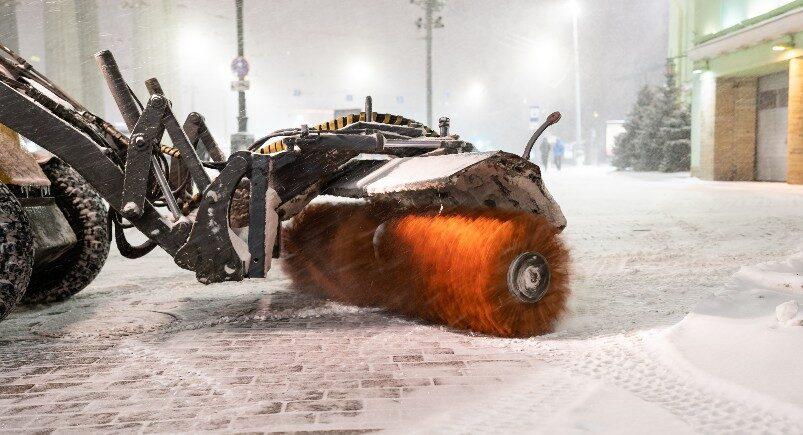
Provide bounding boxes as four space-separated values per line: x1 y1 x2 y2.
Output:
2 166 803 432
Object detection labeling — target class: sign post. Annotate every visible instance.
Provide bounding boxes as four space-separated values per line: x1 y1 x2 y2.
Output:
230 0 254 153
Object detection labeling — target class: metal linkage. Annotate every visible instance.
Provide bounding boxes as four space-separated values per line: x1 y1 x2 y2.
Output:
122 94 168 219
95 50 140 129
95 51 184 221
247 154 269 278
184 112 226 163
0 79 187 255
144 77 212 191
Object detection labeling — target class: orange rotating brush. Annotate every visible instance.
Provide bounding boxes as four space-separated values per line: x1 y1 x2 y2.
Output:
282 202 570 337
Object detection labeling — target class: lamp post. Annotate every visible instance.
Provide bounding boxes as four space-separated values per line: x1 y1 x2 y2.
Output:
570 1 583 163
230 0 253 153
413 0 444 128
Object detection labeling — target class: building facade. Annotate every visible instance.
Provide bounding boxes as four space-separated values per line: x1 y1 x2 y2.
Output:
669 0 803 183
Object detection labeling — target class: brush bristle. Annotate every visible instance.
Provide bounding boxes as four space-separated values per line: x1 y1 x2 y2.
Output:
282 202 571 337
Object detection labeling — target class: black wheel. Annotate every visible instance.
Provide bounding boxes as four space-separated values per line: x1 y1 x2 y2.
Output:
507 252 551 303
0 182 34 321
23 159 111 304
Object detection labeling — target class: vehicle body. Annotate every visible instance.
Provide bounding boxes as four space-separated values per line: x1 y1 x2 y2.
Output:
0 42 566 334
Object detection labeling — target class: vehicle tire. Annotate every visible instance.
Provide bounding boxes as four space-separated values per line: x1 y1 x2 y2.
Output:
0 182 34 321
23 159 111 304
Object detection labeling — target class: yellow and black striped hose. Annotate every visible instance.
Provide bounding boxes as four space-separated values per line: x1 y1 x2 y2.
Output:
158 112 435 158
257 112 436 154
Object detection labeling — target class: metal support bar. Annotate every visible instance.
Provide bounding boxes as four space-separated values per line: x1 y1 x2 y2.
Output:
184 112 226 162
287 133 385 152
95 50 140 130
163 107 212 189
144 77 165 96
247 154 269 278
145 77 211 190
339 121 426 138
121 94 167 219
152 156 182 219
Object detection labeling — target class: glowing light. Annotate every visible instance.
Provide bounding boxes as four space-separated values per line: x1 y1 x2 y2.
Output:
521 37 568 87
178 28 206 63
466 81 485 105
346 58 373 82
568 0 581 17
692 60 709 75
772 43 792 52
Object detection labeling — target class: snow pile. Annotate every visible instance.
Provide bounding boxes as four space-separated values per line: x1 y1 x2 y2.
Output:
656 248 803 412
776 300 800 325
731 250 803 297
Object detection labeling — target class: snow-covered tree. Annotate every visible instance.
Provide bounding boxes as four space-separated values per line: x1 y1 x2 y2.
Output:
612 85 655 170
613 61 691 172
656 63 691 172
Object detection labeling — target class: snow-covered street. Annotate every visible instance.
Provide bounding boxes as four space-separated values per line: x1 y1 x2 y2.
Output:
2 167 803 433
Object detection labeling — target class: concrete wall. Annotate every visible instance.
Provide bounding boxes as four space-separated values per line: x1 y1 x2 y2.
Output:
692 71 717 179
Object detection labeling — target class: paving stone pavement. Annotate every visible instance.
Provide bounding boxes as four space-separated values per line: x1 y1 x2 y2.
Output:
0 285 554 433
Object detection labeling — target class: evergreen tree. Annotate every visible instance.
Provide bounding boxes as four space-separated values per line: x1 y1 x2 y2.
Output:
616 61 691 172
656 63 691 172
612 85 655 170
632 96 663 171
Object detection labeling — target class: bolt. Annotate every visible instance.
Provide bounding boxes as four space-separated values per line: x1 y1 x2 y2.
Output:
132 135 147 149
121 201 142 218
439 117 450 136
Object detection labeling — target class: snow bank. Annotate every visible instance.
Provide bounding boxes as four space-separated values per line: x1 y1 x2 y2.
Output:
654 248 803 414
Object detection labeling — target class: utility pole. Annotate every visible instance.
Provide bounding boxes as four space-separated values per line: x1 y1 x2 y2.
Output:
413 0 444 127
0 0 19 53
230 0 253 152
236 0 247 133
571 3 583 163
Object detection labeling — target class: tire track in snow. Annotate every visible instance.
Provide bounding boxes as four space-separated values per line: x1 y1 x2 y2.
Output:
530 335 803 433
405 367 590 434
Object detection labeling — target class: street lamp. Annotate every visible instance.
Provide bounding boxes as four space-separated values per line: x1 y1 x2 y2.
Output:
412 0 445 127
230 0 253 153
570 0 583 163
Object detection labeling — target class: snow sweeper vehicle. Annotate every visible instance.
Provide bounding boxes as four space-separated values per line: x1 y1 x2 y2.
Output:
0 43 570 337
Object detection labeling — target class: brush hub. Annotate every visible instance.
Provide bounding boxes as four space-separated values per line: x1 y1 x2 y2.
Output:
507 252 550 303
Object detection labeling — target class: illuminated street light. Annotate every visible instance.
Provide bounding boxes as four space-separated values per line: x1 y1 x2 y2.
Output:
347 58 373 83
771 35 796 52
772 43 793 52
569 0 581 17
466 81 485 104
178 28 205 63
692 60 709 74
